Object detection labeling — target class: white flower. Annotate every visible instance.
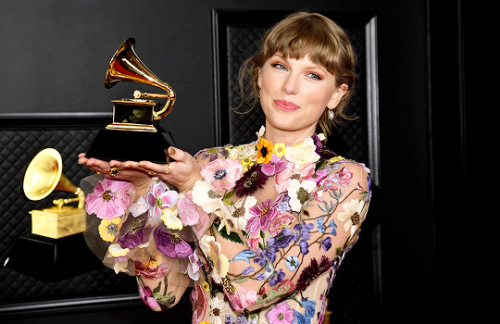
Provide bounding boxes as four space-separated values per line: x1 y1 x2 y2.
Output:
338 199 367 236
192 180 228 215
287 179 317 212
284 137 320 167
224 196 257 231
130 195 149 217
108 243 130 257
208 296 230 324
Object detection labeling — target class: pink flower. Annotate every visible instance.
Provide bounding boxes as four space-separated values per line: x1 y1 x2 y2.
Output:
246 195 282 236
274 162 315 193
146 181 179 223
268 212 296 237
200 158 242 191
332 167 353 186
265 300 295 324
246 237 260 251
86 177 133 219
225 281 257 312
261 154 287 176
190 281 208 324
178 193 200 226
138 284 160 311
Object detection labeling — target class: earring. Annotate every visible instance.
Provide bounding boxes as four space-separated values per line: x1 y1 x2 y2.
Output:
258 88 261 96
328 110 335 120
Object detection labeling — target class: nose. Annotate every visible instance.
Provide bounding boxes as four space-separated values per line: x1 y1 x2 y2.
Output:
282 73 299 95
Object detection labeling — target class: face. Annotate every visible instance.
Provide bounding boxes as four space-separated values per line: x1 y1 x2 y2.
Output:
258 54 347 145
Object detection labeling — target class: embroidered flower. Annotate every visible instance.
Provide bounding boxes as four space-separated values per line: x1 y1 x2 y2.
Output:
256 138 274 164
192 180 228 214
225 281 257 312
261 154 287 176
85 177 133 219
268 211 295 237
321 236 332 251
246 195 282 236
273 142 287 157
134 249 170 279
284 137 320 167
197 146 230 162
130 195 148 217
338 198 367 236
98 217 122 242
267 227 294 249
180 249 202 281
117 216 151 250
190 282 209 324
177 194 199 226
315 216 338 235
265 300 295 324
199 235 229 284
146 181 179 224
296 255 332 292
287 179 317 212
154 227 193 258
138 283 161 311
226 196 257 231
201 158 243 191
240 156 255 172
160 206 183 230
331 167 353 186
274 162 315 194
285 255 299 271
208 296 230 324
233 164 268 197
269 268 286 287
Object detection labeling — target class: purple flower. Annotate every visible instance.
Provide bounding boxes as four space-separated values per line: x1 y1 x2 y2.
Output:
269 268 285 286
154 227 192 258
299 238 309 254
233 164 268 197
267 227 294 249
293 222 314 241
246 196 282 236
321 237 332 252
242 266 254 275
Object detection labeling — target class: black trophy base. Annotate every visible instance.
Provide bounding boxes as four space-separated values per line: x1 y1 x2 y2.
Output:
86 129 176 163
3 233 103 282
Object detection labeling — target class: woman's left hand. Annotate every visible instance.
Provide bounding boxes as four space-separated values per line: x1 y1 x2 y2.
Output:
78 153 152 196
121 147 203 193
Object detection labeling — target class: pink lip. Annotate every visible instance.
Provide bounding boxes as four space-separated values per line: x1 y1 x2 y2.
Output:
274 100 299 111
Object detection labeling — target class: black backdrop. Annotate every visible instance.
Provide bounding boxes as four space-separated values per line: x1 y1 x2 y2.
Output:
0 0 483 323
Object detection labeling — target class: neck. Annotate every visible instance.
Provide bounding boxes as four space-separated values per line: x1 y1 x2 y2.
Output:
263 121 317 146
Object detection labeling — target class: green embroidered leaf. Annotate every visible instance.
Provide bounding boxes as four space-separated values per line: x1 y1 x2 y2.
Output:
223 190 236 200
217 226 244 244
230 277 249 283
315 160 328 171
224 200 234 205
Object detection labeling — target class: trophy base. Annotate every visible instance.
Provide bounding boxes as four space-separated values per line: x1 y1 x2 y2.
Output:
86 129 175 163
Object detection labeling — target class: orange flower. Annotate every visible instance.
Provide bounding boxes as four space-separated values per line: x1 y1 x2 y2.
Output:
256 138 273 164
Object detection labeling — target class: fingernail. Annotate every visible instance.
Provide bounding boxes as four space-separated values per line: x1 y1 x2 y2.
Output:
168 147 176 156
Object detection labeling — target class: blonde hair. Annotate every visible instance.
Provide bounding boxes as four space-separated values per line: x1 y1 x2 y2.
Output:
236 12 357 137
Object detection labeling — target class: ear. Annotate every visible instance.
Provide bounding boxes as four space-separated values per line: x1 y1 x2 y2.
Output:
327 83 348 109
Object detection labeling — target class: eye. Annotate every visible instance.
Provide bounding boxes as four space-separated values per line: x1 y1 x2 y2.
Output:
271 63 287 71
306 72 322 80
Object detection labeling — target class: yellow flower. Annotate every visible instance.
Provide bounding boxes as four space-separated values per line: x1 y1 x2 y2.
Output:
273 142 287 157
161 206 183 230
98 217 122 242
329 155 344 163
256 138 273 164
240 156 254 171
202 281 210 292
199 322 212 324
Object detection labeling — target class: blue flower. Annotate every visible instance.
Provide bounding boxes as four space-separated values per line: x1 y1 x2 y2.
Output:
286 255 299 271
277 201 290 213
294 222 314 240
242 266 254 275
315 216 337 235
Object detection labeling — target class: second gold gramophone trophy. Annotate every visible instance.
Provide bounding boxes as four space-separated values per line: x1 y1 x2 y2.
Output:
85 38 176 163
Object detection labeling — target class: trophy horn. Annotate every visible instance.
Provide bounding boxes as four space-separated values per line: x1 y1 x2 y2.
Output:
104 38 176 120
23 148 85 209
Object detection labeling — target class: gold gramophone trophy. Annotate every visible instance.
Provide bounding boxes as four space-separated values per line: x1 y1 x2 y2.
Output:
23 148 86 239
85 38 176 163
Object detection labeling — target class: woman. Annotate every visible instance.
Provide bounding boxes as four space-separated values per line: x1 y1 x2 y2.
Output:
79 12 371 324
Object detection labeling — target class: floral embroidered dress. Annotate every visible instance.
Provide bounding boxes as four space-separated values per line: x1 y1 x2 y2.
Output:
82 126 371 324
